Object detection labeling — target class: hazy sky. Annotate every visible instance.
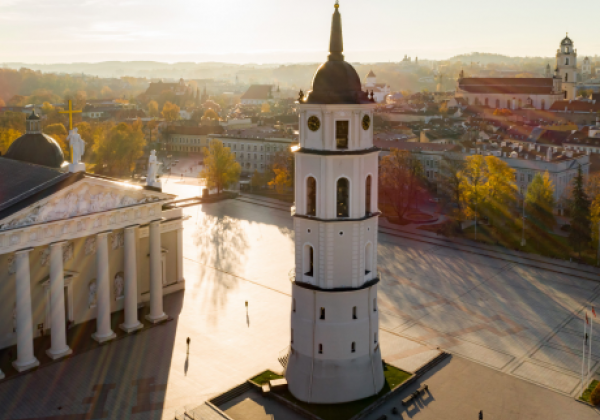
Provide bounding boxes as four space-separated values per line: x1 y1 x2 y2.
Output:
1 0 599 64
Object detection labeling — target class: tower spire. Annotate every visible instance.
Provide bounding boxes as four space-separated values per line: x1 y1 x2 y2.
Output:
329 1 344 61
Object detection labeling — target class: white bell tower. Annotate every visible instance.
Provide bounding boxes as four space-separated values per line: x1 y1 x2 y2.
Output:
556 34 578 100
285 2 385 404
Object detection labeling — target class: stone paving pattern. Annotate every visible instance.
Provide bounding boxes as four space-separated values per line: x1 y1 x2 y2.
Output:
0 180 598 419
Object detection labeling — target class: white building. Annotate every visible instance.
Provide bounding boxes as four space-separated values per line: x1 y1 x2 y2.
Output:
363 70 391 103
582 57 592 79
0 143 184 378
556 35 578 100
285 3 384 404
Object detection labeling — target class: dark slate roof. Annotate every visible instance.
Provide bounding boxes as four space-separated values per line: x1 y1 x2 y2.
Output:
458 78 555 95
4 133 65 168
145 81 180 96
0 157 82 221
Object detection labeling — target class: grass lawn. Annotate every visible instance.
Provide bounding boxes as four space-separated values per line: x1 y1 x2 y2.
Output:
579 379 599 404
459 223 598 265
253 364 411 420
251 370 284 385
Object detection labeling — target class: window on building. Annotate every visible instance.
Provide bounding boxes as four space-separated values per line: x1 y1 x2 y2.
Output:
520 174 525 182
365 175 372 214
374 332 378 344
307 177 317 216
496 99 500 108
485 98 489 106
507 99 511 109
353 306 357 320
304 245 314 276
528 174 533 182
541 100 546 110
254 164 257 169
293 299 296 312
565 73 569 82
518 99 522 108
337 178 350 217
260 155 263 160
336 121 349 149
319 344 323 354
351 342 356 353
254 145 257 151
566 58 570 66
373 298 377 311
320 307 325 320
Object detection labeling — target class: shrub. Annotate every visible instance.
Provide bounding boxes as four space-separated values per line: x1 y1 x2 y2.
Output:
590 382 600 406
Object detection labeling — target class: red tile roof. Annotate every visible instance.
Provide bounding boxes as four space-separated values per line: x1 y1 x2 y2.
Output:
549 100 600 112
459 78 555 95
375 140 458 152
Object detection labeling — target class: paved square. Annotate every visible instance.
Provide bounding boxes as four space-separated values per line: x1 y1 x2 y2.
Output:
1 180 600 419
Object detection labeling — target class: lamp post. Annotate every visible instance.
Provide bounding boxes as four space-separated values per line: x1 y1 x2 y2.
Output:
521 193 526 247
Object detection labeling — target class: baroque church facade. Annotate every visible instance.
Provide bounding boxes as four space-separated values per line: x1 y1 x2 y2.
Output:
285 3 384 404
455 35 579 109
0 111 184 378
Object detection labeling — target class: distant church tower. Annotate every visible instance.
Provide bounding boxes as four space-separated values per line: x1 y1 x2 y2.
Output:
556 34 577 100
285 2 385 404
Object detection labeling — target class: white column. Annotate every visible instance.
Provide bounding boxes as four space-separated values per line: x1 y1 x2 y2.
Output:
92 232 116 343
146 221 167 323
176 228 184 283
13 248 40 372
120 226 143 333
46 242 72 360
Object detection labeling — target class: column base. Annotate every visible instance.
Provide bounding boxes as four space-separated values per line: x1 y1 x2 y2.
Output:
46 347 72 360
92 331 116 344
120 322 143 333
145 313 168 324
12 357 40 373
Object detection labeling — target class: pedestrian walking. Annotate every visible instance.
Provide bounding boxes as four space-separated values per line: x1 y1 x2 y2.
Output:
186 337 190 354
479 410 483 420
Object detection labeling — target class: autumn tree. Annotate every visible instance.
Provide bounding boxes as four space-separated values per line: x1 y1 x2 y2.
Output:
203 108 219 121
525 172 556 231
379 149 424 219
438 156 464 215
569 165 592 257
93 122 145 177
44 123 70 161
268 150 294 194
590 195 600 251
161 101 180 121
483 156 517 226
250 170 268 191
459 155 488 223
199 139 241 194
0 128 22 155
147 100 159 118
261 102 271 113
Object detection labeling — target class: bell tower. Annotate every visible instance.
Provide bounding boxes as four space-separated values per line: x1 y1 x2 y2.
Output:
556 34 578 100
285 1 385 404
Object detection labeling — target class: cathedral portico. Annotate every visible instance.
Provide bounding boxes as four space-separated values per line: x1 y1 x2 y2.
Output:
120 225 143 333
92 231 116 343
46 241 72 360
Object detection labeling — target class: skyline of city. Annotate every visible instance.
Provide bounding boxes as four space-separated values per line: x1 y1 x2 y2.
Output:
1 0 599 64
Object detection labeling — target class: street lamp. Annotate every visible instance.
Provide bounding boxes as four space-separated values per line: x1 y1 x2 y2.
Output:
521 193 526 247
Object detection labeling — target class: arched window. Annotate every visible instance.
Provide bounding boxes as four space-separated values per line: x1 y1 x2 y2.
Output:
320 307 325 320
306 177 316 216
365 243 373 275
304 245 314 276
336 121 349 149
484 98 489 106
566 58 569 66
351 342 356 353
518 99 522 108
373 298 377 312
507 99 511 109
319 344 323 354
337 178 349 217
565 73 569 82
365 176 372 214
541 100 546 110
352 306 357 320
495 99 500 109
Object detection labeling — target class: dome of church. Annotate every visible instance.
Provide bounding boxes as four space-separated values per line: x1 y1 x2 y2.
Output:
302 3 371 105
561 35 573 45
4 110 65 168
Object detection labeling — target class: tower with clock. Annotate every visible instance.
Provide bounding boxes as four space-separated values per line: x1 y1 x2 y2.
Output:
284 1 385 404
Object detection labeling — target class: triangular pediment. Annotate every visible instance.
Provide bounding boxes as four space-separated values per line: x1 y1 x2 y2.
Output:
0 177 172 231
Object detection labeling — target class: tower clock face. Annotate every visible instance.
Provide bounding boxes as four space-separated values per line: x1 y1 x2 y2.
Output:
307 116 321 131
362 114 371 130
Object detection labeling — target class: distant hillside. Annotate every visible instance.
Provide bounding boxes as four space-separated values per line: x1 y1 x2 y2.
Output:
449 53 553 65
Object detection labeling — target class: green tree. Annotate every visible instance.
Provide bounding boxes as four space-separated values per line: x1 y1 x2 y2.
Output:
161 101 180 122
250 170 268 191
199 139 241 194
93 122 145 177
569 166 592 257
459 154 488 223
525 172 556 231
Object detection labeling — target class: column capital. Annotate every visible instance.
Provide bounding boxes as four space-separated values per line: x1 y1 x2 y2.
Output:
49 241 67 249
15 247 34 255
125 224 141 231
96 230 112 238
149 219 163 226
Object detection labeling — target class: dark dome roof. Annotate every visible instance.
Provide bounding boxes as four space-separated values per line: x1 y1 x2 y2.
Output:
5 133 64 168
561 35 573 45
301 4 372 105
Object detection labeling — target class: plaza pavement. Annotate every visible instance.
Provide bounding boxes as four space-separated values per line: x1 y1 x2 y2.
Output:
0 177 599 419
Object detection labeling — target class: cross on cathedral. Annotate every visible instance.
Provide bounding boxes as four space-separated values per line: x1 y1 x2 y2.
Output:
59 99 82 130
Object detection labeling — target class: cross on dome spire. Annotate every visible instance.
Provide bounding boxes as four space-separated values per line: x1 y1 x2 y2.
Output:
329 1 344 61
